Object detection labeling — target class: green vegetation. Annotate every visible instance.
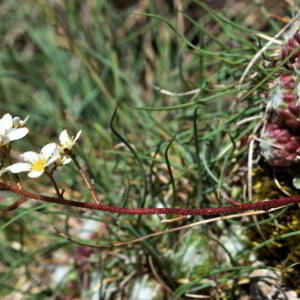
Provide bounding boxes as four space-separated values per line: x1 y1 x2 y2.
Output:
1 1 300 299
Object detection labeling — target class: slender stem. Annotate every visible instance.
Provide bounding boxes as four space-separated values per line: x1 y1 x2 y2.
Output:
70 153 98 203
45 169 63 199
0 197 28 215
164 135 177 206
1 182 300 216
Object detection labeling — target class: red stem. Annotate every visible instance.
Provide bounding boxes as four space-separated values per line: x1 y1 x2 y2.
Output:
1 182 300 216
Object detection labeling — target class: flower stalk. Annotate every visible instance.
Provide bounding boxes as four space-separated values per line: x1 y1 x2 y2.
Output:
69 153 98 203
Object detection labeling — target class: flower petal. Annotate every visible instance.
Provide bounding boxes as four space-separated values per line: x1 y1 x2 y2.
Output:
47 153 60 166
73 130 82 143
57 156 72 165
62 157 72 165
21 151 39 162
59 130 69 145
28 170 44 178
23 115 30 123
41 143 57 159
0 113 13 134
6 163 32 173
6 128 29 142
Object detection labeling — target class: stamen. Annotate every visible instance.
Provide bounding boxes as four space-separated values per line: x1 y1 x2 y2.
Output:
32 159 46 171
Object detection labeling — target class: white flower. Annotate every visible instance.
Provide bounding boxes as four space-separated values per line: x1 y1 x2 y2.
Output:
54 150 72 166
6 143 58 178
0 113 29 146
58 129 81 152
13 115 29 128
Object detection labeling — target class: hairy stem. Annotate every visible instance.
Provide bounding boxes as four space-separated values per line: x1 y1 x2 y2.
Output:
0 182 300 216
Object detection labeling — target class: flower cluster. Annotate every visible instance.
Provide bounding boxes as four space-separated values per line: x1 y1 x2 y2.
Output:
0 113 81 178
281 30 300 68
259 30 300 167
0 113 29 147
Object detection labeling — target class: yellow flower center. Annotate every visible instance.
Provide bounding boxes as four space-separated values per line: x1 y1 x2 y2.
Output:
32 159 46 171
